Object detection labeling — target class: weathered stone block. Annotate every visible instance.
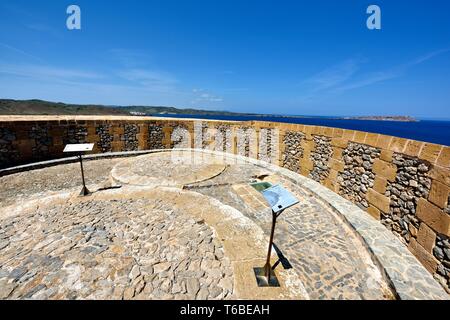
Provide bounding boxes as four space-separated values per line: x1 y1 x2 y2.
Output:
420 143 443 164
389 137 408 153
342 130 355 141
331 138 348 149
428 180 450 209
300 166 310 177
416 198 450 236
300 158 314 171
404 140 424 158
332 147 343 160
328 168 339 181
323 179 339 192
367 205 381 220
436 146 450 168
329 158 344 172
373 176 388 194
364 133 379 146
323 127 333 137
375 135 393 149
367 188 391 212
429 166 450 186
379 149 393 162
408 238 439 274
372 159 397 181
409 224 418 238
333 128 344 138
354 131 367 144
417 223 436 253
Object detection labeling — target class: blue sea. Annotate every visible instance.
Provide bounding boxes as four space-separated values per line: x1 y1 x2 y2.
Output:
157 114 450 146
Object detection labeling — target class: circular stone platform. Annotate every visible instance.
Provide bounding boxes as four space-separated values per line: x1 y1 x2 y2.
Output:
0 149 448 300
112 151 227 187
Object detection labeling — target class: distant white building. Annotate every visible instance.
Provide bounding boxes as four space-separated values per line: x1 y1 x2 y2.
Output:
130 111 146 116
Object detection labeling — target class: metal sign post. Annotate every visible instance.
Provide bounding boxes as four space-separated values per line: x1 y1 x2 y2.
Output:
253 184 299 287
63 143 94 196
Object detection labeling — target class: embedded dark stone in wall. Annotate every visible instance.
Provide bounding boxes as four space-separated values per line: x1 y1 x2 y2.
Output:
339 142 381 209
148 124 164 150
195 123 209 149
96 124 113 153
282 131 305 173
171 125 190 149
309 135 333 182
435 233 450 291
0 127 18 169
258 128 274 163
63 125 88 145
237 127 252 158
216 125 232 153
123 124 139 151
29 125 52 160
383 153 431 243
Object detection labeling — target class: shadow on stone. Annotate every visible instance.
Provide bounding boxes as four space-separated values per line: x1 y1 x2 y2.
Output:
272 243 293 270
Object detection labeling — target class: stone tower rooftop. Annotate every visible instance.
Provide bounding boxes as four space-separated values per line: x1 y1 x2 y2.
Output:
0 149 447 300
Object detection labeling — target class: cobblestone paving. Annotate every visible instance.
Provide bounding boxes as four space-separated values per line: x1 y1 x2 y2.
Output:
0 198 233 300
0 158 121 207
188 164 395 300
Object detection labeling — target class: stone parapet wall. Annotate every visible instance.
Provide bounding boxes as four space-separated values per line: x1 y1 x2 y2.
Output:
0 115 449 292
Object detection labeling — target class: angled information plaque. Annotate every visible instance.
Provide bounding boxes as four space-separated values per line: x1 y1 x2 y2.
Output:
63 143 94 153
261 184 299 214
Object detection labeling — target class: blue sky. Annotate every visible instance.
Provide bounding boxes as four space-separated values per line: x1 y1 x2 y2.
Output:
0 1 449 118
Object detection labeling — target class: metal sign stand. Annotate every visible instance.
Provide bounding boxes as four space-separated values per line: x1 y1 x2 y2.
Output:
254 208 284 287
63 143 94 197
253 184 299 287
78 153 90 196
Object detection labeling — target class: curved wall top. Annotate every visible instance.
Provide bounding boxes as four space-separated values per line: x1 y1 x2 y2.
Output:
0 115 449 292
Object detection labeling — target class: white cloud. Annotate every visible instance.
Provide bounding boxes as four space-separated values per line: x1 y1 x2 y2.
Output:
305 58 364 92
333 49 450 93
108 49 152 68
190 88 223 104
117 69 178 92
0 63 103 80
301 49 450 97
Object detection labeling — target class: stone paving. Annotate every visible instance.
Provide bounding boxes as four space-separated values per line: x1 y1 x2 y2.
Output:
186 163 394 299
0 158 121 207
0 194 234 300
0 149 448 300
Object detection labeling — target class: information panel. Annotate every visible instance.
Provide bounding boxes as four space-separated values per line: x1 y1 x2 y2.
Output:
261 185 299 214
63 143 94 153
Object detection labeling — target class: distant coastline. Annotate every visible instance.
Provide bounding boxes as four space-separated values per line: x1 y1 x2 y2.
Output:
0 99 417 123
0 98 448 145
339 116 417 122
